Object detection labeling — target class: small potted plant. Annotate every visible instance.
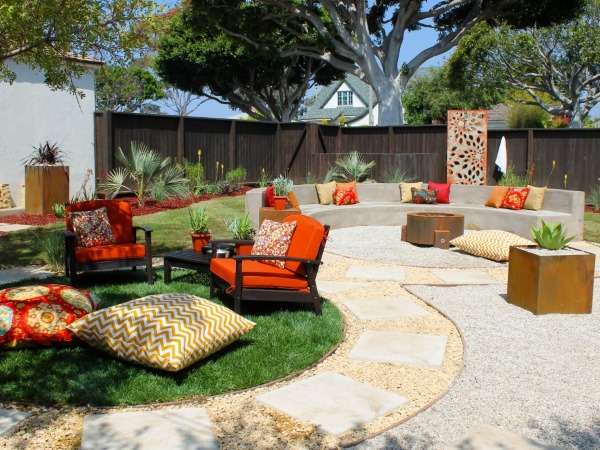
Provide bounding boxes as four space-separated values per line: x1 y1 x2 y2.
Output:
23 142 69 214
225 213 256 255
189 207 211 252
507 221 594 315
272 175 294 210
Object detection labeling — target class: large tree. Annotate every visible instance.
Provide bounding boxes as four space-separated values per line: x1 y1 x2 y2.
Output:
449 1 600 128
0 0 163 95
96 64 165 112
205 0 582 125
155 3 343 122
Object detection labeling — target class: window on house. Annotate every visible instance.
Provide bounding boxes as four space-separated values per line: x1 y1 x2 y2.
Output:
337 90 353 106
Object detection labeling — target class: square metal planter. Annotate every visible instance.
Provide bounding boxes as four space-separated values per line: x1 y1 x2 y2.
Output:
507 245 594 315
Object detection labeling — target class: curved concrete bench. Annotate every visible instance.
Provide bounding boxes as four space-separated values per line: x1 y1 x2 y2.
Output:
245 183 585 239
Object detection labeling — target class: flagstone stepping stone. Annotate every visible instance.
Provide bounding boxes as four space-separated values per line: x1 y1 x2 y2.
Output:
345 265 406 282
317 280 366 295
0 409 29 436
343 296 428 320
0 266 53 287
454 425 561 449
349 331 448 368
0 223 32 233
430 269 499 285
81 407 218 450
256 372 407 435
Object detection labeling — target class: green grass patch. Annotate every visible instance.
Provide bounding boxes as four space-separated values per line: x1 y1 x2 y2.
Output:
0 270 343 406
584 212 600 243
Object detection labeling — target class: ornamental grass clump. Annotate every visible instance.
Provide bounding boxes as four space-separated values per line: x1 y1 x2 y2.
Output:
531 220 574 250
189 207 210 234
330 151 375 182
34 231 64 273
225 214 255 240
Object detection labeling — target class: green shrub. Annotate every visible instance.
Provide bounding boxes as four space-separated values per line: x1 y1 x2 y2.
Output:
225 214 255 240
34 231 64 273
272 175 293 196
588 184 600 210
52 203 65 218
182 160 205 192
498 164 530 187
329 151 375 182
258 168 270 188
531 220 574 250
225 167 247 187
507 104 549 129
385 168 414 183
189 207 209 233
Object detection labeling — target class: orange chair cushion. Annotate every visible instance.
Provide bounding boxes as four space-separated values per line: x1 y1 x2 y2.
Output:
66 200 134 244
75 243 146 264
283 215 326 274
210 258 308 290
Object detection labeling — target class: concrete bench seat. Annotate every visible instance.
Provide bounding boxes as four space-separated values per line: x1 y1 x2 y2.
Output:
245 183 584 239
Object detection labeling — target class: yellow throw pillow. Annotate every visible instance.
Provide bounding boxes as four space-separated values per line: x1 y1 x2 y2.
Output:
68 294 255 372
451 230 533 262
400 182 423 203
524 185 546 211
315 181 336 205
0 184 13 209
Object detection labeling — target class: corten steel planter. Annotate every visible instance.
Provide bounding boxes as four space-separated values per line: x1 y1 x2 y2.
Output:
191 232 212 252
403 212 464 249
273 196 288 211
25 165 69 214
507 245 594 315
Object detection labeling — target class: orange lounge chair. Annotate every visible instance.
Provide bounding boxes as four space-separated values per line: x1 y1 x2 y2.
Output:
209 214 329 314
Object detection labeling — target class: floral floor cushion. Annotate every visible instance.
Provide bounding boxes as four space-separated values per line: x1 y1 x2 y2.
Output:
0 284 95 348
68 294 256 372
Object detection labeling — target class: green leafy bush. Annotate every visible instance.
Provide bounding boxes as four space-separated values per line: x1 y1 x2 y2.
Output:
329 151 375 182
189 207 209 233
182 160 205 193
587 184 600 210
385 168 414 183
225 214 255 240
531 220 574 250
225 167 247 187
258 168 270 188
52 203 65 218
272 175 294 196
34 231 64 273
498 164 530 187
507 104 549 129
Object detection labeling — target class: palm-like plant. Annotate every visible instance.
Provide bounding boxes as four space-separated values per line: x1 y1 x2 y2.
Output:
101 142 189 206
330 151 376 182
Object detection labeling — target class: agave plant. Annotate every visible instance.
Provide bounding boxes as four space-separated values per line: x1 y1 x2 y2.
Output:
531 220 574 250
225 214 255 240
330 151 375 182
189 207 210 234
101 142 189 206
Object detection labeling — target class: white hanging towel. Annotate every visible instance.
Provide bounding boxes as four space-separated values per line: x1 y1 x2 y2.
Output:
495 136 508 176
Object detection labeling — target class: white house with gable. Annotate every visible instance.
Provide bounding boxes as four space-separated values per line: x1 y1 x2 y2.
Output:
0 57 102 208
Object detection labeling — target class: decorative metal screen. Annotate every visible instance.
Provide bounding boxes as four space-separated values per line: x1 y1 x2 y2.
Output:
447 110 489 185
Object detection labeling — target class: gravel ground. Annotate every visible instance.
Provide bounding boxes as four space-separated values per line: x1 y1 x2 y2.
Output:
326 227 503 269
353 282 600 450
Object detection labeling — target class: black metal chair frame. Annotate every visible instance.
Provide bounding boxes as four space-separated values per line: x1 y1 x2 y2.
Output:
209 226 330 315
65 226 153 285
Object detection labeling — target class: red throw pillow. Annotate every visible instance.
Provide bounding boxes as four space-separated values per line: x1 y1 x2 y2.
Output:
501 187 530 210
0 284 95 348
265 185 275 207
428 181 451 204
333 182 359 206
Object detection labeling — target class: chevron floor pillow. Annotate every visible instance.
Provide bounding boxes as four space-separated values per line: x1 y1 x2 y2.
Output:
68 294 256 371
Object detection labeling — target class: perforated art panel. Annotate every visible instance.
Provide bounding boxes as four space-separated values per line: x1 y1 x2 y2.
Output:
447 110 488 185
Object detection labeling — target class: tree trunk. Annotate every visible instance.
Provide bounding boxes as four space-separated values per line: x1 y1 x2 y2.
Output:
569 106 584 128
375 80 405 126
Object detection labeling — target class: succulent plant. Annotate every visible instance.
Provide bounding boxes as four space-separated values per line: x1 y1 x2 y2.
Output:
225 214 255 240
189 207 210 234
272 175 294 196
530 220 574 250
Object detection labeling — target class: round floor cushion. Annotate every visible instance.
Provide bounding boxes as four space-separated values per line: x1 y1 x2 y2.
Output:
0 284 95 348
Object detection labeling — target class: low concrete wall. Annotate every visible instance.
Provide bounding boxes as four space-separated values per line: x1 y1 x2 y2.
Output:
245 183 585 240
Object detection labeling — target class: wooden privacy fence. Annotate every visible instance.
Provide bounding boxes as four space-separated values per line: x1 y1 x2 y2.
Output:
95 112 600 194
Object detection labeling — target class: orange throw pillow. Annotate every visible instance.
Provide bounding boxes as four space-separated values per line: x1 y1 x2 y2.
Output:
485 186 509 208
501 187 530 210
333 181 359 206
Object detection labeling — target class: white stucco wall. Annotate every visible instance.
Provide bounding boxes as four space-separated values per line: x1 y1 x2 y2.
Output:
0 59 97 207
323 82 366 109
350 104 379 127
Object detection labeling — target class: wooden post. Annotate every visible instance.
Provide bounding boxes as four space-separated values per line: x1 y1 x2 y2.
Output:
305 124 319 178
275 122 282 175
335 125 342 153
228 120 237 170
101 111 114 183
388 126 394 153
177 115 185 163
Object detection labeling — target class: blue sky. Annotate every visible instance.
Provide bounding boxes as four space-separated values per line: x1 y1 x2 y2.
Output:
157 1 449 119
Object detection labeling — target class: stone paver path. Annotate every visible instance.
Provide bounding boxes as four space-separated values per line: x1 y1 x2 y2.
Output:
256 372 407 435
342 296 428 320
349 331 448 368
453 425 561 449
430 269 500 285
0 409 29 436
0 266 53 286
346 265 406 282
316 280 366 295
81 407 218 450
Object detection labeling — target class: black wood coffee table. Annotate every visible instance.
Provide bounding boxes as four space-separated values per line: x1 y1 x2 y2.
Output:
163 244 235 283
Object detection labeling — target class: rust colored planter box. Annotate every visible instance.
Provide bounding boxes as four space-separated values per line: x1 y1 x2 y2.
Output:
507 245 594 315
25 165 69 215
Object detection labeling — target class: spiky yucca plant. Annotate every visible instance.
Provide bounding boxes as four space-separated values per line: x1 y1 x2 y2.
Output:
225 214 255 240
330 151 375 182
531 220 574 250
101 142 189 206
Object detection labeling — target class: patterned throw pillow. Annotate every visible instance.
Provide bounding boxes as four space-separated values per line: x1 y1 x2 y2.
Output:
400 182 423 203
450 230 534 262
251 219 297 268
501 187 530 210
333 181 359 206
411 188 437 204
0 284 95 348
68 294 255 372
70 207 115 248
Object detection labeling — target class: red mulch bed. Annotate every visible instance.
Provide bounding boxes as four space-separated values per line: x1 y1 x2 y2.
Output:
585 206 599 214
0 187 251 226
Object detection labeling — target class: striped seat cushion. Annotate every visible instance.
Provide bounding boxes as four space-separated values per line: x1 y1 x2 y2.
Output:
450 230 534 262
68 294 255 371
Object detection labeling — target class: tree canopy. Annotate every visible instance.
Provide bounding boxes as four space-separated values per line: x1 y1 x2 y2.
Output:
0 0 164 95
155 3 343 122
199 0 583 125
96 64 165 112
449 0 600 128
